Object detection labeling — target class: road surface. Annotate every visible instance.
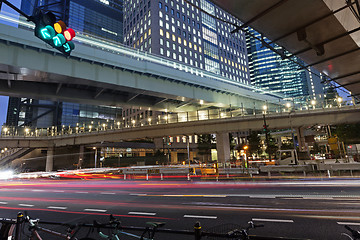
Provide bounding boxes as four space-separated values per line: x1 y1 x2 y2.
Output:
0 179 360 239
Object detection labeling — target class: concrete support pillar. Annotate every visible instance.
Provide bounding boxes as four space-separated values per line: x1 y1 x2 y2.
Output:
171 151 178 164
216 132 231 163
296 127 306 151
78 145 84 169
45 146 54 172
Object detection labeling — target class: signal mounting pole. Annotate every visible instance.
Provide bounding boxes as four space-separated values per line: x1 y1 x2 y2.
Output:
263 113 270 159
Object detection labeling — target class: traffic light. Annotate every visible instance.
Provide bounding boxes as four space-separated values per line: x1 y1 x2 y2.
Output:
263 124 268 132
31 11 75 56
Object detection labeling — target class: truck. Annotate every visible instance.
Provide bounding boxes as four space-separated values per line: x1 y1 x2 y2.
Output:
275 149 311 165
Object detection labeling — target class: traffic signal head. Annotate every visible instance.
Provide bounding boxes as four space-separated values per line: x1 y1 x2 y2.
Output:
263 124 268 132
32 11 75 56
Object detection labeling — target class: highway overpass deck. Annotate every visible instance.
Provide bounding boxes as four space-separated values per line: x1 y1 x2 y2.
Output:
0 104 359 148
0 12 282 112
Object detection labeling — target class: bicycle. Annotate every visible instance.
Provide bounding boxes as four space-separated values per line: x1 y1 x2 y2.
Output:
93 215 165 240
341 225 360 240
0 212 88 240
1 212 313 240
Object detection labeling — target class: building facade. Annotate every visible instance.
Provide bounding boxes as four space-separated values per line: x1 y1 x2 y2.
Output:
123 0 250 84
246 28 327 103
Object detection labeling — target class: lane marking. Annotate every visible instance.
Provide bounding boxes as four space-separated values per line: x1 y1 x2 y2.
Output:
47 206 68 210
130 194 147 196
302 197 333 200
53 190 64 193
76 192 89 194
101 192 115 195
19 204 34 207
252 218 294 223
337 222 360 226
249 195 276 199
84 209 107 213
202 195 227 198
0 202 8 204
32 189 45 192
184 215 217 219
128 212 156 216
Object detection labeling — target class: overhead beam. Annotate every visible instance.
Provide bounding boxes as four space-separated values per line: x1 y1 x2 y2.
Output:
56 83 62 94
231 0 289 33
94 88 105 99
307 47 360 67
269 2 353 44
290 26 360 57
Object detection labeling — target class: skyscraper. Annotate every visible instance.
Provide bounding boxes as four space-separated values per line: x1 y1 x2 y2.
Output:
246 28 327 102
122 0 250 84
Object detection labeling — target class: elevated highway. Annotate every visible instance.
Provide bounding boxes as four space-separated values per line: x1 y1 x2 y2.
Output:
0 13 281 112
1 105 359 149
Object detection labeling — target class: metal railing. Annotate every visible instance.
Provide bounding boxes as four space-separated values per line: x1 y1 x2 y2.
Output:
0 98 356 138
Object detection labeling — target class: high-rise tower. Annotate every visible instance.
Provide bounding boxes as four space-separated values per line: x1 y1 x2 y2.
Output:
123 0 250 84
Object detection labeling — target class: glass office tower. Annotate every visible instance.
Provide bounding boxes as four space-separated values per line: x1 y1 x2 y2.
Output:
246 28 327 102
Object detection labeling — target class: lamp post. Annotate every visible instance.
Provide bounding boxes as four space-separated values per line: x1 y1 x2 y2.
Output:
288 109 298 164
262 105 270 159
93 147 97 168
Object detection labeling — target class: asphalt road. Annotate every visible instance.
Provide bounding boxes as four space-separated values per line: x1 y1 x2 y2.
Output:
1 179 360 239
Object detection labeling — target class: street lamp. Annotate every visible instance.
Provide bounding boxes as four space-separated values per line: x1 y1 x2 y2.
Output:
337 97 343 107
262 105 267 114
93 147 97 168
311 100 316 109
3 127 8 136
285 102 291 111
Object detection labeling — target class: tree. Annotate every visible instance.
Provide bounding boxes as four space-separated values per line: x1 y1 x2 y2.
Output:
280 138 294 150
247 131 262 156
267 136 278 160
197 134 216 162
333 123 360 144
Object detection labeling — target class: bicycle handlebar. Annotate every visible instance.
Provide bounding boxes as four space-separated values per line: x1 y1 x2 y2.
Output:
345 225 360 239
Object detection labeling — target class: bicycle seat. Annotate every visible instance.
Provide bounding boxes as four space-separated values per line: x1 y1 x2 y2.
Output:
146 222 165 228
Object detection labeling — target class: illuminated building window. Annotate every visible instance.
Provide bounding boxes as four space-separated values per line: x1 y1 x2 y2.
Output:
160 29 163 36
